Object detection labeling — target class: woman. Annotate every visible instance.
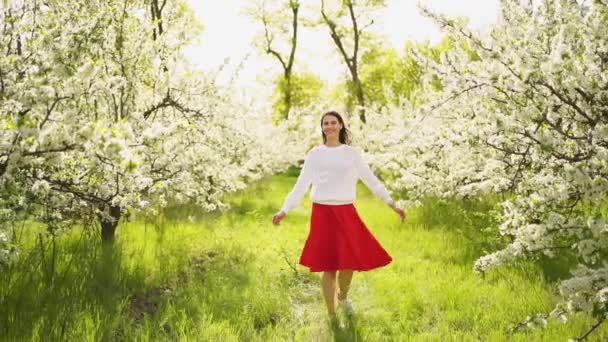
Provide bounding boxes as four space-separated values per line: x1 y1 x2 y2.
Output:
272 111 406 321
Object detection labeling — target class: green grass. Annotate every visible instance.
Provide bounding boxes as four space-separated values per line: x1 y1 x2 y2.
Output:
1 173 607 341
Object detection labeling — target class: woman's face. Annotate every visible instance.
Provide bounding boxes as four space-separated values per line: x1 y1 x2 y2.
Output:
322 115 343 139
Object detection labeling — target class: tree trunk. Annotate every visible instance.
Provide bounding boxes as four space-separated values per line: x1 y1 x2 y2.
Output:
284 74 293 120
352 71 366 123
98 204 121 242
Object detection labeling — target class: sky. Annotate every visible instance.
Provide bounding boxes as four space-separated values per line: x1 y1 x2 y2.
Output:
183 0 500 91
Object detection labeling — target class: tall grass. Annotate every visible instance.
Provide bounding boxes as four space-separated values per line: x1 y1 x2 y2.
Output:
1 173 606 341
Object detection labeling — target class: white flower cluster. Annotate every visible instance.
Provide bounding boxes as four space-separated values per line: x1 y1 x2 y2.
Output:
0 229 19 267
337 0 608 327
0 0 296 251
406 1 608 319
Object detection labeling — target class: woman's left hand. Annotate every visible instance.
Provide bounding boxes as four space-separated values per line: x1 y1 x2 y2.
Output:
272 211 286 225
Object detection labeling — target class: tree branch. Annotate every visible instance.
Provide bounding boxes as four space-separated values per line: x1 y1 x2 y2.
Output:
347 1 359 68
22 144 77 157
574 318 605 341
539 81 595 125
321 0 353 72
286 1 299 76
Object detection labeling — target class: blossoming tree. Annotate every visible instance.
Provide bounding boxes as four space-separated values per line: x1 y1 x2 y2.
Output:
367 0 608 336
0 0 296 265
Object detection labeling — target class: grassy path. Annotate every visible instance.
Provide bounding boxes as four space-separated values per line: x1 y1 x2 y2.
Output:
2 173 608 341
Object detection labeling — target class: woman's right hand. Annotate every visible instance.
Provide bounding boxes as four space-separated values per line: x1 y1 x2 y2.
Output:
272 211 286 225
389 203 406 222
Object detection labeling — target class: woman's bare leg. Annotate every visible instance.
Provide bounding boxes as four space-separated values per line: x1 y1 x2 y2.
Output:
322 271 338 315
337 270 354 300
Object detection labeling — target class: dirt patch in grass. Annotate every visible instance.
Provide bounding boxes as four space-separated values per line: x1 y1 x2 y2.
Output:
127 249 219 324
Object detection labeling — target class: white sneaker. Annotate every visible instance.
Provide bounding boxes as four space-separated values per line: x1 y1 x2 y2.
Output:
339 298 354 316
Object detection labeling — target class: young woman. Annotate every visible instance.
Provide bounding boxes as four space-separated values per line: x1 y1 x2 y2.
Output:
272 111 406 321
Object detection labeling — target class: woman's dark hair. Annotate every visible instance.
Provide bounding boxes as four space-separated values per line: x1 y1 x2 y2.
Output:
321 111 351 145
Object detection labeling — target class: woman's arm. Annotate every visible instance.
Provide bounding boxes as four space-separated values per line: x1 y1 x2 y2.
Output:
354 149 393 206
354 149 406 221
279 150 314 214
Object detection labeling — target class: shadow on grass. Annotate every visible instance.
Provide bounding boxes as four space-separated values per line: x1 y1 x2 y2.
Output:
527 253 578 283
330 314 363 342
1 226 263 341
416 196 577 282
185 246 255 321
0 230 142 341
152 243 286 339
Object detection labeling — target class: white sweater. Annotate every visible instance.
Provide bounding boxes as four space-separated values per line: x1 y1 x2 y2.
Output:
280 144 394 213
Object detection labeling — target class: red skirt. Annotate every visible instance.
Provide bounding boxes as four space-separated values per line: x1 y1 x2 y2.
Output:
299 202 393 272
